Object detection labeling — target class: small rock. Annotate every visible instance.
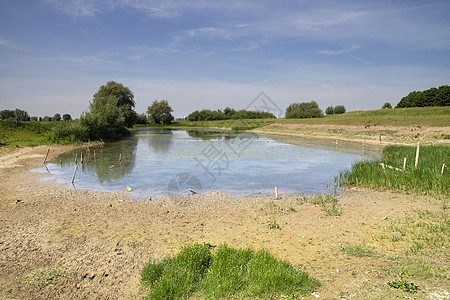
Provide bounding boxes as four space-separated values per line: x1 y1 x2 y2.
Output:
16 199 23 203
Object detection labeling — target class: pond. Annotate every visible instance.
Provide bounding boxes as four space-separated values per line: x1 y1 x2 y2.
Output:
33 128 378 199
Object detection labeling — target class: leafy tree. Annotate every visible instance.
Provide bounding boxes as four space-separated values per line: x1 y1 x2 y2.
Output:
0 109 15 120
147 100 174 125
135 113 148 124
53 113 61 121
382 102 392 109
333 105 346 114
285 101 324 119
81 94 129 140
43 116 52 122
187 108 275 121
396 85 450 108
63 114 72 121
30 116 38 121
93 81 137 127
325 106 334 115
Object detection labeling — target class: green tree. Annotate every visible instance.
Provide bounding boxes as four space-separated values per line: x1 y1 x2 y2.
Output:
43 116 52 122
382 102 392 109
333 105 346 114
63 114 72 121
285 101 324 119
0 109 15 120
325 106 334 115
93 81 137 127
396 85 450 108
147 100 174 125
53 113 61 121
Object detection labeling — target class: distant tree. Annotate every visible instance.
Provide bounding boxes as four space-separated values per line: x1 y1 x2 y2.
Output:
285 101 324 119
333 105 346 114
382 102 392 109
0 109 15 120
93 81 137 127
396 85 450 108
43 116 52 122
135 113 148 124
325 106 334 115
63 114 72 121
147 100 174 125
53 113 61 121
30 116 38 121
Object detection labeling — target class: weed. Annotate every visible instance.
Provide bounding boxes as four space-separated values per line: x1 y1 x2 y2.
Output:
307 194 342 216
267 217 281 230
386 278 419 293
22 267 73 289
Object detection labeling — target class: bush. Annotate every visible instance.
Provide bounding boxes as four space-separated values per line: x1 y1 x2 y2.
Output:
285 101 324 119
325 106 334 115
47 120 89 143
333 105 346 114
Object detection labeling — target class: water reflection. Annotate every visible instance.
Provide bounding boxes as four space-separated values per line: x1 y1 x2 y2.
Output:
34 128 377 198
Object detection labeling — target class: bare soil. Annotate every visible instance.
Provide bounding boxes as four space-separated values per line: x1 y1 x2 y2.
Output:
0 144 448 299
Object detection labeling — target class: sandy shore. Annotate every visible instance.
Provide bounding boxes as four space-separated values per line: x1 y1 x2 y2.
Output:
0 141 448 299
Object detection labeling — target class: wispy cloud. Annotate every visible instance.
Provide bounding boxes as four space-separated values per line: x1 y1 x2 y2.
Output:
318 45 361 56
0 37 19 50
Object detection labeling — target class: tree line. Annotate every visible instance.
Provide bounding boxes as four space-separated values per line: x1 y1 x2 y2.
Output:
395 85 450 108
187 108 276 121
0 109 72 122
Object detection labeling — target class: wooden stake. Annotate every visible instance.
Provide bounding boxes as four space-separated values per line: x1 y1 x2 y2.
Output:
442 164 446 176
379 134 382 144
93 150 96 159
403 157 407 170
75 153 78 164
275 187 278 199
71 165 78 183
119 153 122 161
415 141 420 169
43 148 50 164
81 153 84 164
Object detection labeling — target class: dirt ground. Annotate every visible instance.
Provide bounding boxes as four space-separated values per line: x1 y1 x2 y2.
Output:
0 144 448 299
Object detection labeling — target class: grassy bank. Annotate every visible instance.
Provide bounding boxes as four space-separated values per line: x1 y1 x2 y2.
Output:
338 145 450 198
140 243 321 299
0 120 57 148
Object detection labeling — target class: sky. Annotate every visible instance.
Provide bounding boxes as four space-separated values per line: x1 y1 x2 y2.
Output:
0 0 449 119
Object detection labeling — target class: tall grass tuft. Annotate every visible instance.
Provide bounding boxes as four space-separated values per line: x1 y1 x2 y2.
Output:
338 145 450 197
141 243 321 299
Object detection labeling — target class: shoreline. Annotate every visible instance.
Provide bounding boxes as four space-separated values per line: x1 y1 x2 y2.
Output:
0 138 448 299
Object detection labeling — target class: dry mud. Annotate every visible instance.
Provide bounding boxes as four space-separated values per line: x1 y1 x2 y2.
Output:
0 144 447 299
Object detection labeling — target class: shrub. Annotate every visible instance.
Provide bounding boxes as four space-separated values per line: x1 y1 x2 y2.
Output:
333 105 346 114
285 101 324 119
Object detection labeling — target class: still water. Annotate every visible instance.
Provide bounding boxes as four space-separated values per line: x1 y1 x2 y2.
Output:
33 128 377 198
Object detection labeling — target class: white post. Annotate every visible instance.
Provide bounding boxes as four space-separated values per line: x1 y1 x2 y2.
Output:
415 141 420 169
71 165 78 183
275 187 278 199
442 164 446 176
403 157 407 171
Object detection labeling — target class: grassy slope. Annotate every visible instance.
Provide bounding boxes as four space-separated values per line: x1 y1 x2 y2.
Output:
0 121 57 148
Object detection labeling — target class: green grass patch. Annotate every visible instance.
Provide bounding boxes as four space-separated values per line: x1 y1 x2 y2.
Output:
298 194 342 216
140 243 321 299
386 278 419 293
22 267 73 289
338 145 450 197
0 120 57 147
384 209 449 256
342 243 374 257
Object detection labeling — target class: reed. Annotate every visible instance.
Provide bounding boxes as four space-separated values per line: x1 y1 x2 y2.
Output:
337 145 450 197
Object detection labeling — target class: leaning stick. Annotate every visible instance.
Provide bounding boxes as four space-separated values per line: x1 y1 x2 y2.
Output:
403 157 407 170
43 148 50 164
71 165 78 183
275 187 279 199
442 164 446 176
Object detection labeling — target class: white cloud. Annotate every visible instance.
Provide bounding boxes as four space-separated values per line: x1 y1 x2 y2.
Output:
318 45 361 56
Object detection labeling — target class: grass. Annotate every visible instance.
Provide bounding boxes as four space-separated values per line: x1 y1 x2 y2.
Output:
342 242 374 257
298 194 342 216
22 267 73 289
0 120 57 148
338 145 450 198
140 243 321 299
380 209 449 256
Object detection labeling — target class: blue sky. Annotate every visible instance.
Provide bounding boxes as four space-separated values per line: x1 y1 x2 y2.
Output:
1 0 449 118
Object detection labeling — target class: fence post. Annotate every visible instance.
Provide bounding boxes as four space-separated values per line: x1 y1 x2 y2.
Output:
415 141 420 169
